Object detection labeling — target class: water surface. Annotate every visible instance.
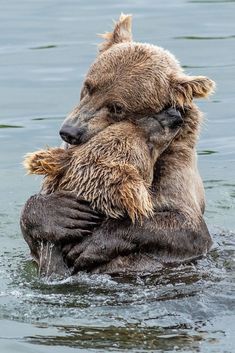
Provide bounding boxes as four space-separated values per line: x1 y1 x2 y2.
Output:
0 0 234 352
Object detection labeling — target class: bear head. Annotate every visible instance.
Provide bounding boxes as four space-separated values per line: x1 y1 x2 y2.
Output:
60 14 215 146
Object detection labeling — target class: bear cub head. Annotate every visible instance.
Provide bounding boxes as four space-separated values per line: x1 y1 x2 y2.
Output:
24 107 182 223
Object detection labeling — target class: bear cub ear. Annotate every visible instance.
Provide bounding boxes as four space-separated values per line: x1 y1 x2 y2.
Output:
98 13 132 53
172 75 216 106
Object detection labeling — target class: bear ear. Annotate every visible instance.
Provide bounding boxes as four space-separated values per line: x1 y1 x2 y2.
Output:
98 13 132 53
171 75 216 106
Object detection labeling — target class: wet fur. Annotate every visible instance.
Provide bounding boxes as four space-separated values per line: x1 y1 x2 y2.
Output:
61 14 214 231
24 120 179 223
21 14 214 276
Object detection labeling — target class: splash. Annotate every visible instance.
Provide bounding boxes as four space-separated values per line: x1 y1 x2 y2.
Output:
38 241 70 280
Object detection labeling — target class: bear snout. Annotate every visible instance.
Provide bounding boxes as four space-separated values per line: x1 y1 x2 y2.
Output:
168 114 183 129
158 107 183 130
59 124 87 145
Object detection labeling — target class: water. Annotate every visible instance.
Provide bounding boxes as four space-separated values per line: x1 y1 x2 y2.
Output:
0 0 234 352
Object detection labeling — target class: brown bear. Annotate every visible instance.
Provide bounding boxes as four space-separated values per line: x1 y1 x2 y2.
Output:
20 14 215 275
23 108 182 276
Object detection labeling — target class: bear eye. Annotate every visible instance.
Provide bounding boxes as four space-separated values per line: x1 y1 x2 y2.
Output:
84 82 94 95
107 103 124 116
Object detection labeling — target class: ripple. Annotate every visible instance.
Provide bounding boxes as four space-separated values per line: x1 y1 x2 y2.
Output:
175 35 235 40
182 64 235 69
198 149 218 155
0 124 23 129
31 116 64 121
30 45 57 50
189 0 235 3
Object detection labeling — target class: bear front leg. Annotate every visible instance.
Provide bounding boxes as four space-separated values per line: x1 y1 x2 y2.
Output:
23 148 68 176
20 192 102 245
65 211 212 274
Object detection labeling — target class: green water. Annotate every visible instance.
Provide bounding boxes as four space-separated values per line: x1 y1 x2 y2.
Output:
0 0 234 352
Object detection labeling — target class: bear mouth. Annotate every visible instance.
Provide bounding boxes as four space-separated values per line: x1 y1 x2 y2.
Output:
62 142 71 150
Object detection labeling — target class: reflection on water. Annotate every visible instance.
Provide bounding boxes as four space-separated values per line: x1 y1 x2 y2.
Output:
0 0 234 352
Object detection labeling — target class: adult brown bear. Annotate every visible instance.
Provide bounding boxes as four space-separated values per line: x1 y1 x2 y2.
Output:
20 14 214 275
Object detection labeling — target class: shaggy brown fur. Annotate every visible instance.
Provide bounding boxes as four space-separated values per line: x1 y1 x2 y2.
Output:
61 14 215 226
24 112 182 223
21 14 215 276
63 15 214 148
59 14 215 273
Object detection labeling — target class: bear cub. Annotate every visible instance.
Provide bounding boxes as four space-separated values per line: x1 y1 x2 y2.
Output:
24 107 182 223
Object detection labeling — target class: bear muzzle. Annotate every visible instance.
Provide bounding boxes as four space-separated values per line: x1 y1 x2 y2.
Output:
59 124 87 145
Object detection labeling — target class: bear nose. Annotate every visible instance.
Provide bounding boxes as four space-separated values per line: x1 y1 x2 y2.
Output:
167 109 183 128
169 114 183 129
59 124 86 145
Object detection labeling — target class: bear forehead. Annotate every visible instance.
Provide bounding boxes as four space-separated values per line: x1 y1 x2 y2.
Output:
87 42 182 82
